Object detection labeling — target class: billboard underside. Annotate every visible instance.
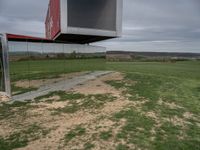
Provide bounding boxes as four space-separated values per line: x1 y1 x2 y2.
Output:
55 34 114 44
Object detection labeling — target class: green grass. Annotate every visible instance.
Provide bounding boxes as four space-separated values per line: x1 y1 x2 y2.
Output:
106 60 200 150
84 142 95 150
64 126 86 144
10 59 106 94
6 59 200 149
35 91 85 102
99 130 113 140
116 144 129 150
35 91 117 114
107 61 200 80
0 101 35 120
0 124 49 150
10 59 106 82
51 93 117 114
114 108 155 149
11 84 38 95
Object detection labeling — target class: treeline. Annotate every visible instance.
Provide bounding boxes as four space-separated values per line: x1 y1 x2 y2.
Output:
10 51 106 61
106 51 200 62
107 55 200 63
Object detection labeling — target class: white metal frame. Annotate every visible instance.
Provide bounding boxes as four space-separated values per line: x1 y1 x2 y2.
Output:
0 34 11 97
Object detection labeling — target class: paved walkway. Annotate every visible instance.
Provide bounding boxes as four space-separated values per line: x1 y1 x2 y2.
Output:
12 71 113 102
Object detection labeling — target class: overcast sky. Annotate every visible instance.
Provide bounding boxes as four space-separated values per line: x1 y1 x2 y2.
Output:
0 0 200 53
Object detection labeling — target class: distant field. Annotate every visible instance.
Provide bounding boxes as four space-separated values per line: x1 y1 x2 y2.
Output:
1 59 199 149
10 59 200 81
108 60 200 80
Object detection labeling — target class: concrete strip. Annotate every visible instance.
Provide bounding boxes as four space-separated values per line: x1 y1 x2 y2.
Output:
12 71 113 102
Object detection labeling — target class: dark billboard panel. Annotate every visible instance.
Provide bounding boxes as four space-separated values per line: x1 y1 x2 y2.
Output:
67 0 116 31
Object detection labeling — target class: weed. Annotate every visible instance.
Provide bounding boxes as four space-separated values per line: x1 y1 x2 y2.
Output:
35 91 85 102
11 84 38 95
114 108 155 149
84 142 95 150
99 130 112 140
0 124 49 150
0 101 34 120
116 144 129 150
64 126 86 144
52 94 117 115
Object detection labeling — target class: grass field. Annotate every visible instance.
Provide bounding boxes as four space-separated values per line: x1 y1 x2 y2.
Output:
107 60 200 149
10 59 106 95
10 59 106 81
0 59 200 149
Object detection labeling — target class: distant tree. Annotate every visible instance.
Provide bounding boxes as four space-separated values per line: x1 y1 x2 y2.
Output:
57 53 65 59
69 51 77 59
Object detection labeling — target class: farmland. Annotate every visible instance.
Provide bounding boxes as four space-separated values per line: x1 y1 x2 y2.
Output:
0 59 200 149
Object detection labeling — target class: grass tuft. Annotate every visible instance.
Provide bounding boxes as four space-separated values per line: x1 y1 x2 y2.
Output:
0 124 49 150
99 130 112 140
64 126 86 144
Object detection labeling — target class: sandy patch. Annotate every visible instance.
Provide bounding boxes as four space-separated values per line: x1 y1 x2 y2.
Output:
158 99 183 109
0 92 10 102
19 96 132 149
164 116 187 127
183 112 196 120
100 72 125 81
145 111 158 120
100 98 130 115
0 122 14 138
71 72 124 97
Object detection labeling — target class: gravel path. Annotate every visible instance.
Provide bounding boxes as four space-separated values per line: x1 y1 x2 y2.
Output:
12 71 113 102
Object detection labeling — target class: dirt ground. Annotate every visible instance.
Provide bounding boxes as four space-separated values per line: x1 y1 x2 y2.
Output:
1 71 198 150
0 72 137 150
0 92 9 102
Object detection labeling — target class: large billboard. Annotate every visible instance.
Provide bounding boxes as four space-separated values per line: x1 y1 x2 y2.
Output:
45 0 123 43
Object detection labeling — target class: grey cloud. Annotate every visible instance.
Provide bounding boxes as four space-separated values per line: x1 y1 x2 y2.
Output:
94 0 200 52
0 0 200 52
0 0 48 21
0 0 48 36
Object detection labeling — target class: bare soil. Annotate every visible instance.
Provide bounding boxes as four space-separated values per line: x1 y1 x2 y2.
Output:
0 92 9 103
1 72 135 150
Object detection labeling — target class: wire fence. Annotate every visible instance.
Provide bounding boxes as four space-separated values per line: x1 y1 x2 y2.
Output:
8 40 106 97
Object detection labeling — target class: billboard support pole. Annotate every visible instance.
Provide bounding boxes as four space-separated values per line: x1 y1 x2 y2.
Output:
0 34 11 97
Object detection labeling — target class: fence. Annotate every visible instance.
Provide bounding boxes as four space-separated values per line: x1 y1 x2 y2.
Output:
0 34 106 98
